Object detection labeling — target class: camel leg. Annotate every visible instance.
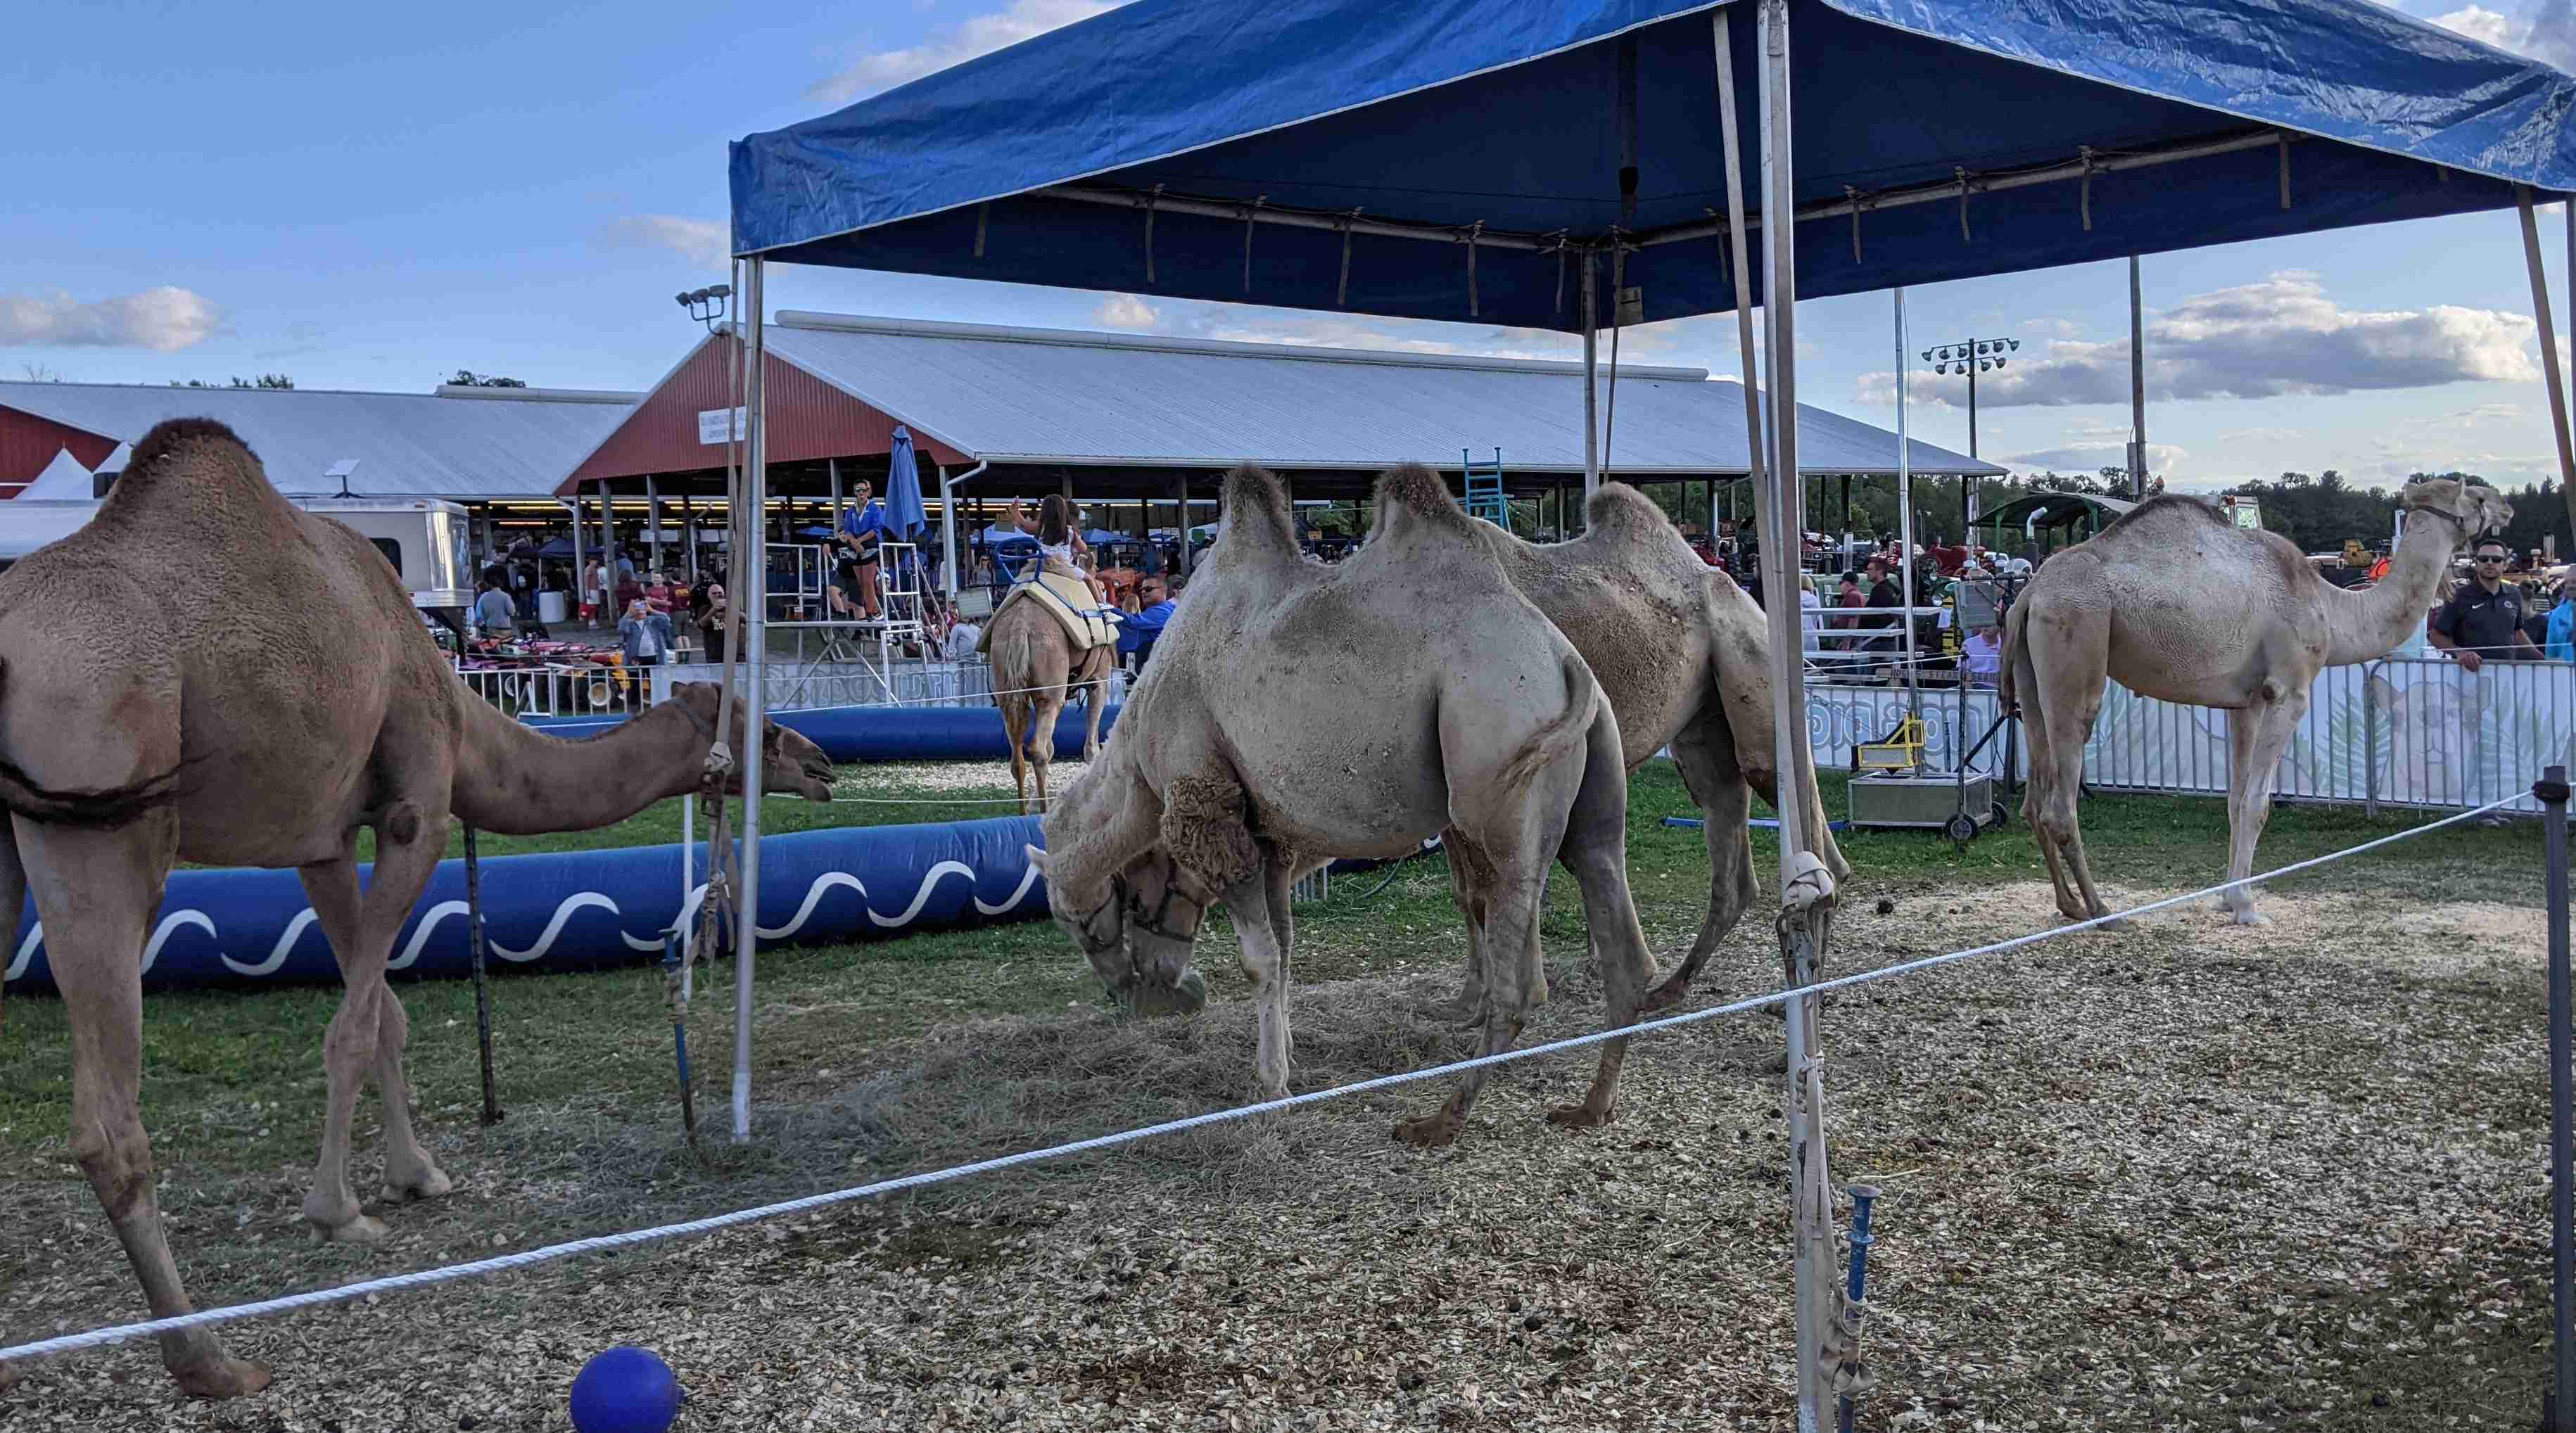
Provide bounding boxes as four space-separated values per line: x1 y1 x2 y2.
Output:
1002 699 1032 816
1223 853 1295 1100
1395 833 1553 1148
2220 690 2307 926
20 815 270 1397
1425 833 1488 1026
296 798 450 1243
1029 691 1064 813
298 835 452 1210
1643 701 1759 1012
1079 654 1108 764
1550 711 1661 1128
2016 608 2111 921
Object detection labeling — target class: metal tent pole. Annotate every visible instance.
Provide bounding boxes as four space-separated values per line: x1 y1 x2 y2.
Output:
1896 289 1920 732
2544 763 2574 1433
2129 256 2148 499
569 486 587 631
732 257 772 1145
647 474 662 579
2520 189 2576 544
1749 4 1836 1428
1582 254 1601 506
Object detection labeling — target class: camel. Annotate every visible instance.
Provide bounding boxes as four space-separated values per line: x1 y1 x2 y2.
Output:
2003 478 2508 926
1100 482 1848 1020
1029 462 1661 1149
984 589 1112 813
0 419 834 1399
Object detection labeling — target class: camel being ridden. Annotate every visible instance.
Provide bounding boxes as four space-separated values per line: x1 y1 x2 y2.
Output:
1103 481 1848 1021
0 419 834 1399
1032 463 1661 1149
2003 478 2507 926
983 572 1114 813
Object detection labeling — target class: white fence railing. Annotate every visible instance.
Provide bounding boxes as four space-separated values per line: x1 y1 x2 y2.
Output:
456 655 1131 721
1808 654 2576 816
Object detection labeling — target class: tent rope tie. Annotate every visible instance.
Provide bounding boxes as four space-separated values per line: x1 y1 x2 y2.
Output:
1336 208 1363 306
1844 187 1868 262
2278 132 2291 210
974 200 990 259
1706 208 1732 288
1464 219 1484 317
1241 196 1267 294
1955 167 1975 243
2078 146 2097 231
1551 231 1570 314
1142 184 1164 283
0 794 2518 1368
1825 1289 1879 1399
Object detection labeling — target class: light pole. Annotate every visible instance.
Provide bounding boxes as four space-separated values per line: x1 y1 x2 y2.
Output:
674 286 735 580
1921 336 2018 552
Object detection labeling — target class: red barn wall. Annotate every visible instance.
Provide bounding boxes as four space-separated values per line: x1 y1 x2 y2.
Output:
0 407 118 492
563 337 969 491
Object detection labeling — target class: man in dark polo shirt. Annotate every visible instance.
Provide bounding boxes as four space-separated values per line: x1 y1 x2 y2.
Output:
2428 537 2542 672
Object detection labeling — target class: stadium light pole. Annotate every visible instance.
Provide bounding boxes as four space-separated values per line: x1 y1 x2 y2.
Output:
1920 336 2019 551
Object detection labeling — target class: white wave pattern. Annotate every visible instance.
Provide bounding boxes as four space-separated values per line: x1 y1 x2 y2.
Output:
4 858 1046 983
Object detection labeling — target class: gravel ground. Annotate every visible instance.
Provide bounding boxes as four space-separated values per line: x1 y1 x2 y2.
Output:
0 879 2550 1432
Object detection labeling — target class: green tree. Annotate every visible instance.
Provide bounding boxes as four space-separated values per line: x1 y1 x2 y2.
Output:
448 370 527 388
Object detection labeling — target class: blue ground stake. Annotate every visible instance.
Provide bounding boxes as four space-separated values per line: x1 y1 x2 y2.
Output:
1839 1185 1881 1433
663 934 701 1157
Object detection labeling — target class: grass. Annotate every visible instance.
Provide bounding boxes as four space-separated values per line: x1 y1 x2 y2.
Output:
0 758 2551 1429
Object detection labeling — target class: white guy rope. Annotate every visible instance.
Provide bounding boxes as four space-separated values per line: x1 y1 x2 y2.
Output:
0 792 2518 1368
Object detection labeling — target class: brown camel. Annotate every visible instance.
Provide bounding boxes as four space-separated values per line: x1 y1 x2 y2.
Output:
984 585 1112 813
0 419 834 1399
1100 481 1848 1020
2003 478 2508 926
1032 463 1661 1148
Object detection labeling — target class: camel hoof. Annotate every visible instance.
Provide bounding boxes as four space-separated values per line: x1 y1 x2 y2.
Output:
2227 909 2270 927
311 1212 391 1247
382 1166 454 1204
1637 979 1690 1014
1392 1113 1461 1149
0 1358 20 1393
1545 1102 1616 1130
173 1356 272 1400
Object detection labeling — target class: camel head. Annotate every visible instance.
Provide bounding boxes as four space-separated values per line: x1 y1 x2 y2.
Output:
2397 478 2513 547
664 682 836 803
1022 844 1213 1017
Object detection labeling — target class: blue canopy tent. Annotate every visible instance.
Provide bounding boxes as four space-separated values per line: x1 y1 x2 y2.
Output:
728 4 2576 1408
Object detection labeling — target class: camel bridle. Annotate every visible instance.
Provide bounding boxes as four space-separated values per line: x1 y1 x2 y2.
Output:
670 696 740 796
1117 855 1210 944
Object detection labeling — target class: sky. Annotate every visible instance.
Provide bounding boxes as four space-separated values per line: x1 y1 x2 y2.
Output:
8 0 2576 495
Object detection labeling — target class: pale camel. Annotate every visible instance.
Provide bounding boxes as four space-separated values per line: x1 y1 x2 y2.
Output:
1031 463 1661 1149
985 588 1112 814
2002 478 2508 926
1103 481 1849 1019
0 419 834 1399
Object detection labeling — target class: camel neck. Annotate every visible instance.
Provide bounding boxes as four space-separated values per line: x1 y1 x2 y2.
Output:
1037 749 1159 903
2321 509 2461 667
450 694 706 835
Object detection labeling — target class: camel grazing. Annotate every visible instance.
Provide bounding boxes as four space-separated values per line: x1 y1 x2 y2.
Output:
1031 463 1661 1149
0 419 833 1399
2003 478 2508 926
1102 481 1848 1019
984 588 1113 813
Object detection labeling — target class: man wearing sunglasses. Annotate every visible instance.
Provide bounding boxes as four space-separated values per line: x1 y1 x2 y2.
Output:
2429 537 2542 673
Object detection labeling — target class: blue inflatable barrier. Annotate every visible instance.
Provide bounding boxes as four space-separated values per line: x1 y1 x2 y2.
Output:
525 703 1121 763
3 816 1049 995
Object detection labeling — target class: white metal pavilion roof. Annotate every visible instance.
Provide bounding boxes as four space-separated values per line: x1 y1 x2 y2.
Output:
0 381 639 500
759 312 2000 477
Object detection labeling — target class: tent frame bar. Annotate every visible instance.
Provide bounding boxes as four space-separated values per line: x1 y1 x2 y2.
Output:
1032 126 2309 267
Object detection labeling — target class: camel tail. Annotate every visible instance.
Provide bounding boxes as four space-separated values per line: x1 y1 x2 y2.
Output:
994 625 1039 753
1998 596 2030 718
1495 651 1600 794
0 659 188 829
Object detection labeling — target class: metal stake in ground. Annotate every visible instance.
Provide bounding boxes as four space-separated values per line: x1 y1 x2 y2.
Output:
463 825 504 1127
2542 763 2573 1433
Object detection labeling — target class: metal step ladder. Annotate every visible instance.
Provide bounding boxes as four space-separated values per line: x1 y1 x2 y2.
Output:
1461 447 1509 528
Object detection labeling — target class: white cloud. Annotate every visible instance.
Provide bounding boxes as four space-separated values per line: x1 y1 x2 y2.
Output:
809 0 1122 104
2005 441 2190 478
2432 0 2576 67
607 215 730 270
1855 274 2538 409
0 286 222 352
1093 293 1161 329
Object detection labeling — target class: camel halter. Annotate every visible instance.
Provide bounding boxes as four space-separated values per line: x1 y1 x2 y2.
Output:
1116 855 1210 944
2399 497 2479 537
671 697 737 794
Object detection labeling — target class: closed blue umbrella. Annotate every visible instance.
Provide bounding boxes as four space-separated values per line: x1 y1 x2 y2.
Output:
883 425 927 543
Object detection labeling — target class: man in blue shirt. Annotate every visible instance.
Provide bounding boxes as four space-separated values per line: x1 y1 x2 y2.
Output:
838 478 887 619
1116 576 1178 671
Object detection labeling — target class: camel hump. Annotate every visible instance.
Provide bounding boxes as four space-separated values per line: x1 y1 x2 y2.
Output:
2100 492 2228 540
1582 482 1670 537
1217 463 1301 559
108 418 281 515
1370 462 1482 545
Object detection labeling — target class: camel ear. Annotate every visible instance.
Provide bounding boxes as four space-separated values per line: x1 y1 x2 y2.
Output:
1024 846 1051 873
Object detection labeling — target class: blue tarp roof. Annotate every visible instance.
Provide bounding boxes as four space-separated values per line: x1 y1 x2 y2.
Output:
732 0 2576 331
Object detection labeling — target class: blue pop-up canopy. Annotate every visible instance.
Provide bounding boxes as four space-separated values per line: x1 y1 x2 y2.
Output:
733 0 2576 331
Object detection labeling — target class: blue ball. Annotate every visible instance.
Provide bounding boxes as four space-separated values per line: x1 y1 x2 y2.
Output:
570 1345 685 1433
